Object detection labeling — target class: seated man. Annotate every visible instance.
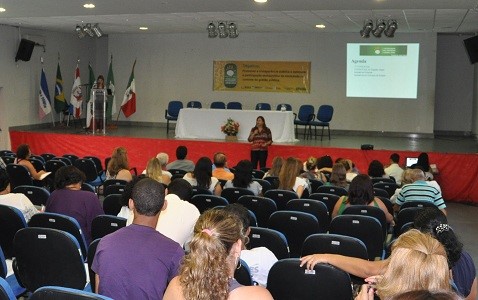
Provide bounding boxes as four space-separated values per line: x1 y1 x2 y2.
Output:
0 169 39 222
92 178 184 300
384 153 404 185
212 152 234 181
166 146 195 172
223 203 278 287
394 168 446 215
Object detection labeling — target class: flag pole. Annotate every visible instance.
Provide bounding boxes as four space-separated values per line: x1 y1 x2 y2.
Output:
107 54 118 130
41 57 56 127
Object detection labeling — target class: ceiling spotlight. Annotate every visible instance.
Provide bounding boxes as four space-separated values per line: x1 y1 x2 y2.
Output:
92 23 103 37
254 0 267 3
315 24 326 29
76 25 85 38
228 22 238 38
360 19 373 38
218 21 228 38
84 23 94 37
83 3 95 8
139 27 148 30
384 20 398 37
207 22 217 38
0 7 6 12
373 19 386 37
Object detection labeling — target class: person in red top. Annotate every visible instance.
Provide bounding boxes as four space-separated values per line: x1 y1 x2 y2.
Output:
248 116 272 170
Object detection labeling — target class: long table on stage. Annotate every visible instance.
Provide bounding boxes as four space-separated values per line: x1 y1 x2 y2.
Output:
175 108 296 142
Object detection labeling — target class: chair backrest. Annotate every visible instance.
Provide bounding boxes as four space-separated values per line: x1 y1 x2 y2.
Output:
191 186 213 197
91 215 127 241
329 214 384 260
62 154 79 165
87 238 101 292
373 182 400 198
400 200 437 210
40 153 56 162
267 258 352 300
286 199 329 233
73 159 99 183
264 189 299 211
84 156 103 175
316 185 348 197
251 169 265 179
189 194 229 213
13 228 87 292
81 183 96 193
262 176 279 189
276 104 292 111
104 184 126 197
251 178 272 193
255 103 271 110
377 196 394 215
102 179 127 190
317 105 334 122
29 158 45 172
186 100 202 108
268 211 320 258
373 187 390 198
52 157 72 166
296 105 314 121
0 277 15 300
226 101 242 110
12 185 50 206
102 194 124 216
301 233 368 258
0 204 27 259
234 259 253 286
308 179 324 193
371 177 396 184
308 193 340 218
221 187 254 204
6 164 32 189
0 151 14 157
342 205 387 239
28 213 88 259
0 157 14 165
167 101 183 117
0 246 7 279
168 169 187 175
30 285 113 300
45 159 67 179
237 195 277 227
210 101 226 109
248 227 289 260
30 155 45 164
394 207 424 237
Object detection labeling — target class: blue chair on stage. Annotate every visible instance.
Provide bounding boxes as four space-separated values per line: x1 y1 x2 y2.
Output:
255 103 271 110
186 100 202 108
293 105 314 139
165 100 183 135
227 102 242 110
210 101 226 109
310 104 334 141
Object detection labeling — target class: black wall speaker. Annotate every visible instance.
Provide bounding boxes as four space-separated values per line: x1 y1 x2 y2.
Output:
463 35 478 64
361 144 374 150
15 39 36 62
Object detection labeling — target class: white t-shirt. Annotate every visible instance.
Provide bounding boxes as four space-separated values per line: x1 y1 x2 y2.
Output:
0 193 38 222
241 247 278 287
224 180 262 196
183 173 219 194
384 163 404 185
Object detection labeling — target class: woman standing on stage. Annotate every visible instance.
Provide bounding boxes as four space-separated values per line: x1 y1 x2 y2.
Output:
93 75 105 131
248 116 272 170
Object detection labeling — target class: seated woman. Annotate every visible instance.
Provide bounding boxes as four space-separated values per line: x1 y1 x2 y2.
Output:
326 163 349 190
331 174 394 224
106 147 133 182
301 156 327 182
14 144 47 180
46 165 104 245
224 160 262 196
163 209 273 300
145 157 171 186
183 157 222 196
368 160 389 179
278 157 309 198
416 152 438 180
262 156 283 178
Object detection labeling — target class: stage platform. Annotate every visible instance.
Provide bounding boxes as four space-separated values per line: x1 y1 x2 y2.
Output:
8 124 478 204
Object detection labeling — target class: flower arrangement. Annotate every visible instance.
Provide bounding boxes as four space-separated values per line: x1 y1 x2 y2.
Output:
221 118 240 136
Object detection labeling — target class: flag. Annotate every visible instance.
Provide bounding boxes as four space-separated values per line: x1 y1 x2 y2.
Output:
53 62 67 113
121 60 136 118
85 63 95 128
106 58 116 116
70 64 82 118
87 63 95 101
39 68 52 119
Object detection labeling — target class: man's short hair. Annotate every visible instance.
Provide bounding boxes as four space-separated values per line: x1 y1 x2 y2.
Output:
167 178 193 201
390 153 400 164
0 169 10 192
131 178 165 216
176 146 187 160
213 152 227 168
410 168 426 182
222 203 250 233
156 152 169 166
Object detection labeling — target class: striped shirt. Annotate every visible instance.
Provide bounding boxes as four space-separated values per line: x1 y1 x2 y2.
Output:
396 180 446 209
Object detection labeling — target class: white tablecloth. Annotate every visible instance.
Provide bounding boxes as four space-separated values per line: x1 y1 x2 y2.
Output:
175 108 296 142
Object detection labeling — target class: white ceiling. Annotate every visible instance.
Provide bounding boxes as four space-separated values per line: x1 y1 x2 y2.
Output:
1 0 478 35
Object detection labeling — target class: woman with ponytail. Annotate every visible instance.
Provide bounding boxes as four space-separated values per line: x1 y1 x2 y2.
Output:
164 209 272 300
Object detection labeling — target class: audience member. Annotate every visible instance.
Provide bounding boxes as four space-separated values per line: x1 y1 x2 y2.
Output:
46 166 103 244
92 178 184 300
142 152 172 179
212 152 234 181
163 209 273 300
224 160 262 196
317 155 333 174
390 169 415 203
301 156 327 182
395 169 446 215
183 156 222 195
146 157 171 185
331 174 393 223
416 152 438 180
327 163 349 190
388 290 463 300
14 144 47 180
385 153 404 184
166 146 195 172
222 203 278 287
278 157 309 198
106 146 133 182
337 158 358 182
262 156 283 178
368 160 388 178
0 169 40 222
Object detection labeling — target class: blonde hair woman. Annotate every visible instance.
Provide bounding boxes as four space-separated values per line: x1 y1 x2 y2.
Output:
146 157 171 185
164 209 272 300
106 147 133 182
278 157 309 198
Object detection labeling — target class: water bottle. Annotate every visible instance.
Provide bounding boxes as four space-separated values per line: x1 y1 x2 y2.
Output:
280 104 286 112
258 103 262 110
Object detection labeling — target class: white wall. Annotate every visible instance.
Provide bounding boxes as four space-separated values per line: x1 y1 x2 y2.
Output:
108 32 438 134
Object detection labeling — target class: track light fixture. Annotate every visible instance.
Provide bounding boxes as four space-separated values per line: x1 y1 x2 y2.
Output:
361 19 397 38
75 23 104 39
207 21 239 38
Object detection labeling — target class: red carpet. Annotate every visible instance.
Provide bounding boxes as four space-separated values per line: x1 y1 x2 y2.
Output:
10 130 478 204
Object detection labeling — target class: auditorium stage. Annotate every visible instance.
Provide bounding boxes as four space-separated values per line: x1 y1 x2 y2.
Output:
8 124 478 204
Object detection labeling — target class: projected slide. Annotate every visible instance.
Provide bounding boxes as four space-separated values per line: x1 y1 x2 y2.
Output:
346 43 419 99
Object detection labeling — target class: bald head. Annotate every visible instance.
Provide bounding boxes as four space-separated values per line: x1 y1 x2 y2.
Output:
213 152 227 168
410 168 426 182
